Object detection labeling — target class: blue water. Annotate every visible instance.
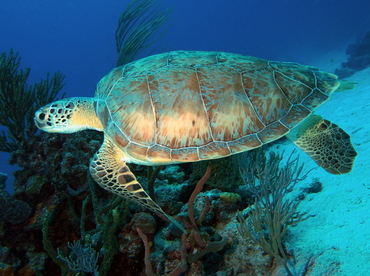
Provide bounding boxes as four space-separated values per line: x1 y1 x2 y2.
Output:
1 0 370 192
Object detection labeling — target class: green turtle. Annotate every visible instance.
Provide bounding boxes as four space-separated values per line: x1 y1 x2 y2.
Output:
34 51 357 231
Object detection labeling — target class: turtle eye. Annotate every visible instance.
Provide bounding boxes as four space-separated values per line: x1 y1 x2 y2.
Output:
318 122 328 131
66 102 75 109
38 113 46 121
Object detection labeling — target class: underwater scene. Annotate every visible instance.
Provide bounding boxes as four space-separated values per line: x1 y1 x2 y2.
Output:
1 0 370 275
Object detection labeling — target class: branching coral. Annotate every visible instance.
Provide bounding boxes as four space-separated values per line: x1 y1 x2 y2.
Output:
237 147 311 276
0 49 65 152
57 240 99 276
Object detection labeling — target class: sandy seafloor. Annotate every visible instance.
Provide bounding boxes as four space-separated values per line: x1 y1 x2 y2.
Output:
266 47 370 275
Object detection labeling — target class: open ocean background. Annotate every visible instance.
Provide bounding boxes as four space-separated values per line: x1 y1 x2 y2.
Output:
1 0 370 193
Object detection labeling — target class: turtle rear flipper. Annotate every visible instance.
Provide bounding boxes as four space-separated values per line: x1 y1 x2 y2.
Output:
89 138 185 233
336 80 357 92
287 114 357 174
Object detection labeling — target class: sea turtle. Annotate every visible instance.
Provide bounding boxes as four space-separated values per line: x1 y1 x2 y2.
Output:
34 51 357 231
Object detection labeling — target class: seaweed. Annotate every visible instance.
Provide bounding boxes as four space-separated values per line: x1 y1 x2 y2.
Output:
115 0 173 66
0 49 65 152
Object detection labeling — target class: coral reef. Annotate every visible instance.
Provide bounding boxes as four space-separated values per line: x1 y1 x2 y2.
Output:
335 31 370 78
0 174 32 226
0 127 316 275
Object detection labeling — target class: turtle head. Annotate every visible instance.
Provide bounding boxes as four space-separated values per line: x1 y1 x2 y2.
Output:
34 97 103 133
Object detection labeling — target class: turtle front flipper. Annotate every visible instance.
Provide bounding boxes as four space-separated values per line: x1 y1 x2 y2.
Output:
89 139 185 233
286 114 357 174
